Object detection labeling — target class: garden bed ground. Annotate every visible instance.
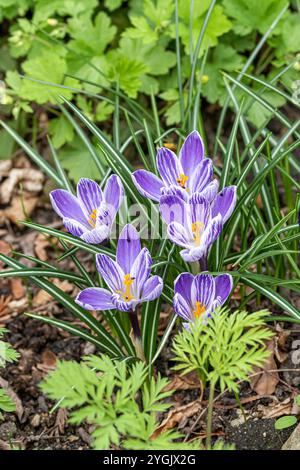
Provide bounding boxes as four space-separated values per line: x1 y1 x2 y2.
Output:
1 121 300 450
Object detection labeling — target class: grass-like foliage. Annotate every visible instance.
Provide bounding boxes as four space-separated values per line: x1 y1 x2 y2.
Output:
0 328 20 419
172 308 273 393
41 355 200 450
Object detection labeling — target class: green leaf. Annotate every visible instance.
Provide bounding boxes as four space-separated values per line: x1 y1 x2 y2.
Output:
0 126 15 160
104 0 125 11
106 52 148 98
68 12 116 56
202 44 245 104
0 389 15 414
222 0 288 36
179 3 232 56
20 52 81 103
274 415 297 430
59 137 105 182
49 115 75 149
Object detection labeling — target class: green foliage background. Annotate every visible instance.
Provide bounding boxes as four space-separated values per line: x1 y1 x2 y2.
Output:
0 0 299 169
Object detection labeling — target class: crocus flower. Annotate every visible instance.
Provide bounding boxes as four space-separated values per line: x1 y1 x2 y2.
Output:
173 272 233 328
50 176 124 244
132 130 219 202
159 188 236 263
76 224 163 313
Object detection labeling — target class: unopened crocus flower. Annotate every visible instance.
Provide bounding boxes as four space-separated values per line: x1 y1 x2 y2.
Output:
76 224 163 314
50 176 124 244
173 273 233 328
132 130 218 202
160 188 236 263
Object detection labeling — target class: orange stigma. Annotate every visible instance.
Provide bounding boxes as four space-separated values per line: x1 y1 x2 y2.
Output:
176 173 189 189
88 209 97 227
191 221 204 245
193 301 206 319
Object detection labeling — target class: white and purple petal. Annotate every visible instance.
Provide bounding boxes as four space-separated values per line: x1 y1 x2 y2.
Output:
77 178 102 219
200 179 219 203
131 248 152 298
80 225 109 244
160 194 187 226
156 147 182 186
103 174 124 217
173 293 193 321
201 214 223 249
174 272 194 309
167 222 190 248
141 275 163 302
211 186 237 224
63 218 87 237
214 274 233 305
116 224 141 274
132 169 164 202
75 287 114 310
191 274 215 312
189 159 213 193
180 245 207 262
179 130 205 178
50 190 88 226
189 193 211 227
96 254 124 292
111 294 133 312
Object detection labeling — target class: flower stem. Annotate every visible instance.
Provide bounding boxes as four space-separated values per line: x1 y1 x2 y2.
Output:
199 255 208 272
206 380 215 450
129 310 141 340
128 310 145 361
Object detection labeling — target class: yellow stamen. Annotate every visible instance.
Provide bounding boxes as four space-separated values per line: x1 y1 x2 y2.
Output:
193 301 206 319
191 221 204 245
176 173 189 189
164 142 177 151
116 274 135 301
88 208 97 227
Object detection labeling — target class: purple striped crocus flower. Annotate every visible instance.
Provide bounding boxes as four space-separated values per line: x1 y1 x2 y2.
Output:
160 188 237 264
132 130 218 202
173 273 233 328
50 176 124 244
76 224 163 313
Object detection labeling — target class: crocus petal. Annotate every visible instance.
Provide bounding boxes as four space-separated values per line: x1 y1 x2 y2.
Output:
157 147 182 186
201 214 223 249
117 224 141 274
179 130 205 178
174 272 194 309
132 170 164 202
215 274 233 305
211 186 237 224
111 294 133 312
161 184 188 201
189 159 213 193
77 178 102 219
131 248 152 298
50 190 87 226
96 202 112 227
141 275 163 301
191 274 215 312
75 287 114 310
189 193 211 226
200 179 219 202
168 222 190 248
180 246 206 262
103 174 124 216
63 218 86 237
173 293 192 321
160 194 187 226
96 254 124 292
80 225 109 244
